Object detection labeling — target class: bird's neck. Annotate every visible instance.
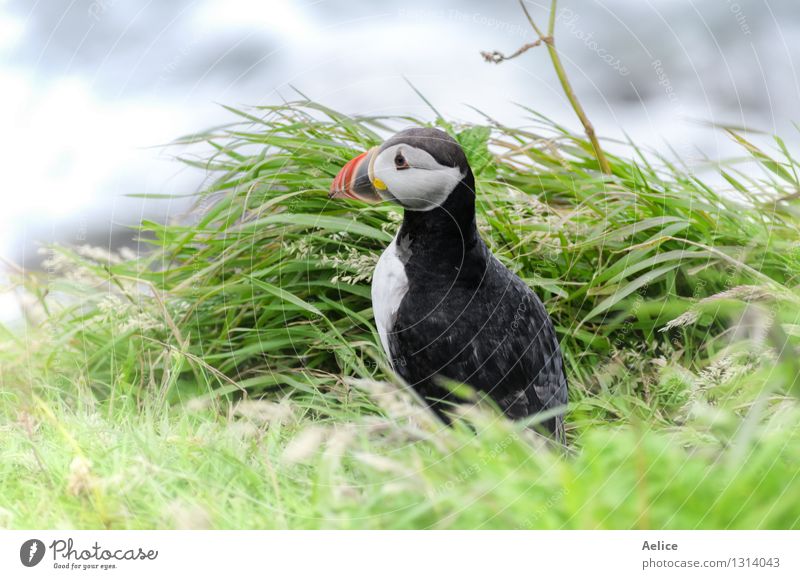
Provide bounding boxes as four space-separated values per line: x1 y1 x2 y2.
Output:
397 178 480 264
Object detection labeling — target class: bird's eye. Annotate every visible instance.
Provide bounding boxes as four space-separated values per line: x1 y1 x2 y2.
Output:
394 152 409 170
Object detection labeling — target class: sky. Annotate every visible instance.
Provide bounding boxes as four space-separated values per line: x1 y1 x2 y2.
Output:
1 0 798 319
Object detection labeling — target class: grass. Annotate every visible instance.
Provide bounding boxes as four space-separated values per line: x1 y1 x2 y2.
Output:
2 98 800 529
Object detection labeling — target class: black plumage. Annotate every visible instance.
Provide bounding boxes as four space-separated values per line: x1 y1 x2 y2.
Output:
330 127 568 438
380 130 567 438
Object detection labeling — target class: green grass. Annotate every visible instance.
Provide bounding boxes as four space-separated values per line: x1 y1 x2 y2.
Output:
2 100 800 529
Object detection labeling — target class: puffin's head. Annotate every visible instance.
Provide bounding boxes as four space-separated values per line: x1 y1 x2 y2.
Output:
330 127 471 211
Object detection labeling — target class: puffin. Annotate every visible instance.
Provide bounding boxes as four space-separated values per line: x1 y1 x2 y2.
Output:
330 127 567 440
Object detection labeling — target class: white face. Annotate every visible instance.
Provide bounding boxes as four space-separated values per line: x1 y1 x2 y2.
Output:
369 143 464 211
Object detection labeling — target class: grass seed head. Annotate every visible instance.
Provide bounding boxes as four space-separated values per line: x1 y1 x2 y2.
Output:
66 456 97 497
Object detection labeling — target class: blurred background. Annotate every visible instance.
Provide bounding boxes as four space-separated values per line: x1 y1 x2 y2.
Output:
1 0 798 319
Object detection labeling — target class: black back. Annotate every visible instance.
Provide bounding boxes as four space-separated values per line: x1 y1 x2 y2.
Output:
382 134 568 438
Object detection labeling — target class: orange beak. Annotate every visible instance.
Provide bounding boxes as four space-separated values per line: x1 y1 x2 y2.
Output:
329 147 382 203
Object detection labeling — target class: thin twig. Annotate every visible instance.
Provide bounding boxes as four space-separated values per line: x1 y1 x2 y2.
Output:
480 38 546 64
525 0 611 174
483 0 613 175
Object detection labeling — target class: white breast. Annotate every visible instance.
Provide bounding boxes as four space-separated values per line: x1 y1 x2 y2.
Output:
371 235 409 364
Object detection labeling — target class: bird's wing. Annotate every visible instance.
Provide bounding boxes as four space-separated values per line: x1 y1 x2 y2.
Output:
474 264 568 419
390 253 567 428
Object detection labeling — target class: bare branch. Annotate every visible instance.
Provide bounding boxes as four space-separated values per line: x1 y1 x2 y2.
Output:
480 38 549 64
482 0 613 175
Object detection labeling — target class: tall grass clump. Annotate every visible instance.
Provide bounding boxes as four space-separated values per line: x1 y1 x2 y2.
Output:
2 97 800 529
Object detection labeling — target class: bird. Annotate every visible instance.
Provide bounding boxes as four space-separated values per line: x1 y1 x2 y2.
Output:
330 127 567 440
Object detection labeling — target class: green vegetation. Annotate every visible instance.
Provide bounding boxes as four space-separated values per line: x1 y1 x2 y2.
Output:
2 99 800 529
